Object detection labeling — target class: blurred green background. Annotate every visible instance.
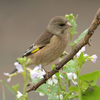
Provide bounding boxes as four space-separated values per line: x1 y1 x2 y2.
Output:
0 0 100 100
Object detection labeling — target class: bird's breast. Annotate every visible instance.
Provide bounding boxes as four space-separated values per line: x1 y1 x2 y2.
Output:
27 32 68 66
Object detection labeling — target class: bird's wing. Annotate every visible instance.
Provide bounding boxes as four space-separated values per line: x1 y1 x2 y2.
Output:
22 44 44 57
22 30 54 57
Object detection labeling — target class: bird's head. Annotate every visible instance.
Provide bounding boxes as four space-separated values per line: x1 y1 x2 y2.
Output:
47 16 73 35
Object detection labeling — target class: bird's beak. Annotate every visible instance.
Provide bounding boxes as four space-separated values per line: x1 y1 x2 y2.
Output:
66 22 73 28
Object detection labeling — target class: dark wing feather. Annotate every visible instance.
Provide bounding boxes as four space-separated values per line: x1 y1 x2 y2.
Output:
22 29 54 57
22 45 44 57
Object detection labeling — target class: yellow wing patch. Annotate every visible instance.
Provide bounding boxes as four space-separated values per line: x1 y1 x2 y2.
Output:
31 47 40 53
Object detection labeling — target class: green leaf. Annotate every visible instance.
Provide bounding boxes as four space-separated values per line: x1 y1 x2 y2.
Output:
17 57 26 64
0 80 16 97
69 86 78 92
74 29 88 44
48 94 58 100
82 86 100 100
25 93 28 99
64 91 78 100
65 14 78 42
26 58 31 63
2 86 5 100
19 96 26 100
51 64 56 70
64 91 72 100
68 42 76 49
68 42 75 47
63 67 75 73
67 60 77 68
63 60 77 73
36 84 48 94
49 85 58 95
55 72 60 80
60 72 68 80
12 84 19 93
77 52 86 67
68 94 78 99
32 78 41 83
80 70 100 90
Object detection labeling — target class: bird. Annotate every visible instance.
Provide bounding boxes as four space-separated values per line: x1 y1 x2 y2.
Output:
11 16 72 74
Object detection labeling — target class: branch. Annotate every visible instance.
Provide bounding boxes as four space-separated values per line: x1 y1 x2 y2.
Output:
26 8 100 92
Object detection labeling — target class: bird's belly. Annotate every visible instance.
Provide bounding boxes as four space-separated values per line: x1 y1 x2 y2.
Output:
27 35 68 66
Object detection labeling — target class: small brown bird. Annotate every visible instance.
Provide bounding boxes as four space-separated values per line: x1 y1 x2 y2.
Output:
11 16 72 74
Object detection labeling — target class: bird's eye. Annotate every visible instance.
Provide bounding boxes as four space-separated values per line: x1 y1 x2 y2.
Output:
59 23 65 26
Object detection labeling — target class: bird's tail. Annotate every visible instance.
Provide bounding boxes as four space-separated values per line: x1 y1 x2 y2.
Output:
10 61 20 74
10 68 18 74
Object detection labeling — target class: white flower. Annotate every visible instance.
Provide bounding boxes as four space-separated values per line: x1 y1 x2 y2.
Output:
16 91 23 99
67 73 77 80
33 64 42 71
72 80 78 85
60 94 63 100
47 75 58 85
16 65 24 73
14 62 24 73
60 74 64 78
84 54 88 57
67 72 77 85
4 72 11 82
14 62 19 66
76 46 86 57
83 54 88 61
57 94 63 100
30 64 45 79
90 54 98 63
39 92 45 96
